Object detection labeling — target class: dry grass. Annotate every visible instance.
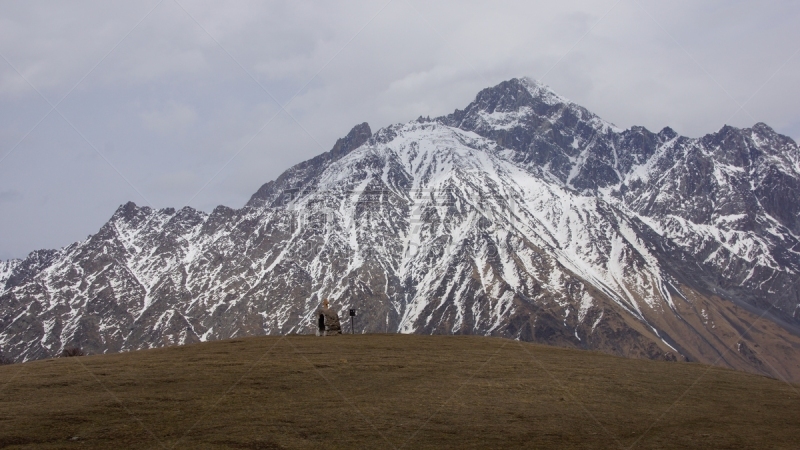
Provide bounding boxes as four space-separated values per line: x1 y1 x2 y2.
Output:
0 334 798 449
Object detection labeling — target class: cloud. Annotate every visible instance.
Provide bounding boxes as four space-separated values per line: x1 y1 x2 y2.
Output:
0 189 21 203
0 0 799 258
157 169 198 187
140 101 198 134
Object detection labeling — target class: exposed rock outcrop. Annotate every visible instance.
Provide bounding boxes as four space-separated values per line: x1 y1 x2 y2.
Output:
2 78 800 382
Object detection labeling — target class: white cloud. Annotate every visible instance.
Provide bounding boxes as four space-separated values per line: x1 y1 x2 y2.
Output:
140 101 198 134
0 189 21 203
0 0 799 258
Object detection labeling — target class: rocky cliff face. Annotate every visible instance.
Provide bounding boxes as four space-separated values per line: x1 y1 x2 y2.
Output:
443 78 800 325
2 78 799 381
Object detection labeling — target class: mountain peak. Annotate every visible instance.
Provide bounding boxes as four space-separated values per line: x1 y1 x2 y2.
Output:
330 122 372 159
111 201 148 222
517 77 572 106
4 76 800 383
246 122 372 208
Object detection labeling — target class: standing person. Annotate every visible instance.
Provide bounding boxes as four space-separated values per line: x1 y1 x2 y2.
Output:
316 298 342 336
317 309 325 337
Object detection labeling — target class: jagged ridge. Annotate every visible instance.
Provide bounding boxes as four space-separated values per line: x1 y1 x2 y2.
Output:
2 78 800 382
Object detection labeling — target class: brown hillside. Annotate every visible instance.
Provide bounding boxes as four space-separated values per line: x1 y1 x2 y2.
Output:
0 334 798 449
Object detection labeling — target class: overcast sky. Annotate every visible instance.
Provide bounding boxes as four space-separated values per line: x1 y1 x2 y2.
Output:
1 0 799 260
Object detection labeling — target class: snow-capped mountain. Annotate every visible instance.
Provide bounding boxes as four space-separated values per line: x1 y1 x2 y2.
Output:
2 78 800 381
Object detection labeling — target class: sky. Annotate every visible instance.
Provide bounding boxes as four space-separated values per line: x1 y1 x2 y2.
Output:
1 0 799 260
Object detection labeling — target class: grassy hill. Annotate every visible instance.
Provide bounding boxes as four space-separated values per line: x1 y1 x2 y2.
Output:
0 334 798 449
